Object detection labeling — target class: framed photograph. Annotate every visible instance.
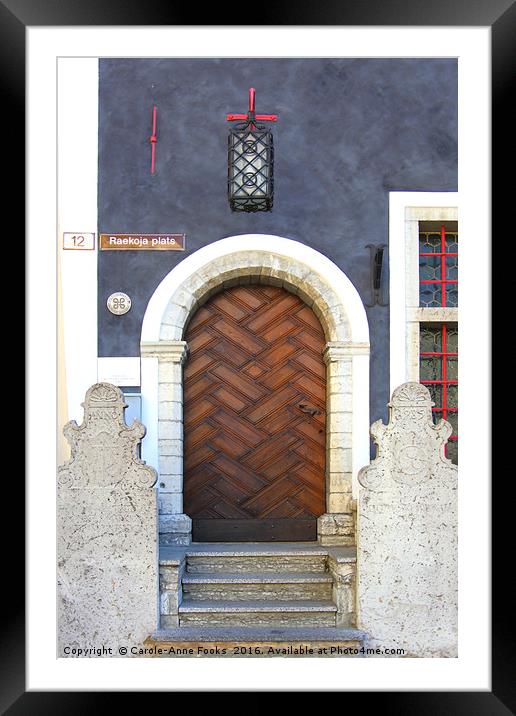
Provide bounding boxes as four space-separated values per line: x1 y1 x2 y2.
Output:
14 0 506 707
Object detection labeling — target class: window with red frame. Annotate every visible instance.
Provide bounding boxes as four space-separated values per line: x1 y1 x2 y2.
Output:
419 323 458 464
418 222 458 464
419 224 458 307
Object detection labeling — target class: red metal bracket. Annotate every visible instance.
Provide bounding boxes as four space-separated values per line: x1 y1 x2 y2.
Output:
226 88 278 123
150 105 157 174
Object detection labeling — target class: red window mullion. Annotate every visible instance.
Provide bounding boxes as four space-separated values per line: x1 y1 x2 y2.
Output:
442 322 448 421
420 251 458 257
441 224 446 307
421 352 458 357
421 380 457 384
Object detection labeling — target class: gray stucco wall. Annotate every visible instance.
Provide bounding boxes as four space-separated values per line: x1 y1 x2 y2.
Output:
98 58 457 425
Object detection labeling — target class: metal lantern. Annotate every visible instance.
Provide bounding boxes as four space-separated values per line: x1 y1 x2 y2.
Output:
227 88 278 212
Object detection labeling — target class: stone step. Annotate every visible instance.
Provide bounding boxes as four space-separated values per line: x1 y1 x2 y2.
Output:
182 571 333 601
176 599 337 627
186 554 328 574
182 542 330 574
145 626 367 657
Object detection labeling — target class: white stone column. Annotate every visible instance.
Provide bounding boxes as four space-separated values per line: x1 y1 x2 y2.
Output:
317 342 357 545
141 340 191 545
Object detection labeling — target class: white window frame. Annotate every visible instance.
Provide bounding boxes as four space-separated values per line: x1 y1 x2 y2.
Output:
389 192 458 395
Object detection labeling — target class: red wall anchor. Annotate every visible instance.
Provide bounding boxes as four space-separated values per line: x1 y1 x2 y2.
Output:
149 105 157 174
226 87 278 125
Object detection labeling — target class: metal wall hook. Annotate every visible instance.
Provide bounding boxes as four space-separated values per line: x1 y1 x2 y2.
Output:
365 243 389 307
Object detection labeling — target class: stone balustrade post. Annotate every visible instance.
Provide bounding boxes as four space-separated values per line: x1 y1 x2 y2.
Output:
357 382 458 657
57 383 159 655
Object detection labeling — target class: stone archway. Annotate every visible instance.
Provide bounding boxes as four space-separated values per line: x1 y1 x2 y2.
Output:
140 235 370 545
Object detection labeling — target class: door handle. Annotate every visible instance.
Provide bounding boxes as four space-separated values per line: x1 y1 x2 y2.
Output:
297 403 322 416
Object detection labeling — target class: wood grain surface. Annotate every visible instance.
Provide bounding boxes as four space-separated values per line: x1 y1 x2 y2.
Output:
183 285 326 541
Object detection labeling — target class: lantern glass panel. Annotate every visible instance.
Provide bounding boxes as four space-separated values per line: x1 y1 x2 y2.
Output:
228 124 274 212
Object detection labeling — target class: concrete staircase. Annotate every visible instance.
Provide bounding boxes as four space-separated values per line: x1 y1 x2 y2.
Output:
151 543 366 655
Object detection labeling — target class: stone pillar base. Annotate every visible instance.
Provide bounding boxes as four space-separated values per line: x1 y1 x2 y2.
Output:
160 554 186 628
317 512 355 546
327 552 356 626
159 513 192 545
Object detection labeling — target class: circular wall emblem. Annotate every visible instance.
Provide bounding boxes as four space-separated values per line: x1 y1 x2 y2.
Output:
107 292 132 315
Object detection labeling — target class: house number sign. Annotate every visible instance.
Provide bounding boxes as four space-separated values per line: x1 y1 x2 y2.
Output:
107 292 132 315
63 232 95 250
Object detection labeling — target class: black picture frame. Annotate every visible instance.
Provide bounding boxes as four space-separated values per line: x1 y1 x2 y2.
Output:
10 0 508 709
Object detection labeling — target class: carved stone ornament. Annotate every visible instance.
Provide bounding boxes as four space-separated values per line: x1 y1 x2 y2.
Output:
58 382 157 490
107 292 132 315
358 382 454 490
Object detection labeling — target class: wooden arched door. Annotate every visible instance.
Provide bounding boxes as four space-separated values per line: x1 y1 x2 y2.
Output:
183 284 326 542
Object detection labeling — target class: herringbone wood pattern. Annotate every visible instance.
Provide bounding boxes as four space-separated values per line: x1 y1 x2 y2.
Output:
183 285 326 541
